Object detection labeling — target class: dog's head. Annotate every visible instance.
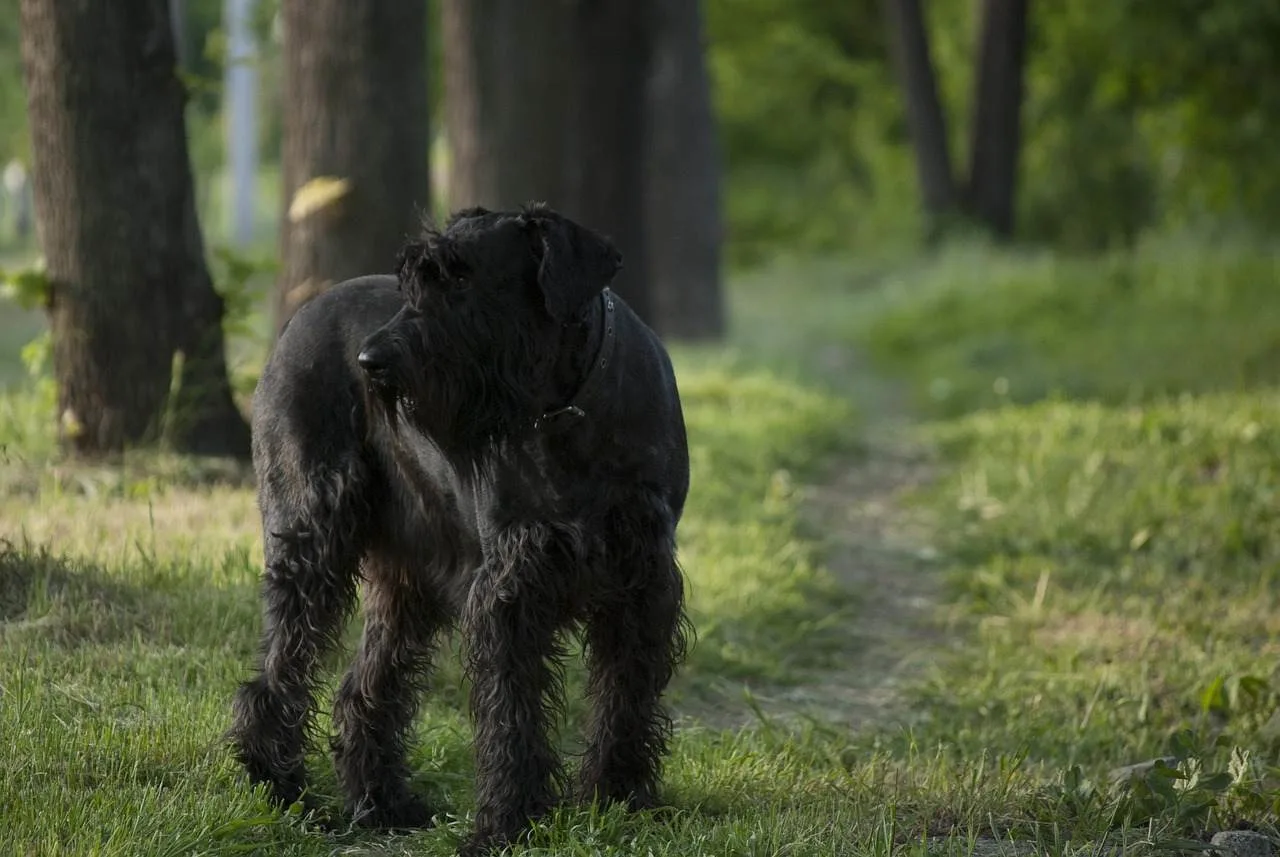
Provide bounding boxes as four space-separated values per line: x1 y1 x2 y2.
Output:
358 204 622 449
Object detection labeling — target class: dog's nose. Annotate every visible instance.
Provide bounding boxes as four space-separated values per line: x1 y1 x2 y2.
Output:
357 347 388 375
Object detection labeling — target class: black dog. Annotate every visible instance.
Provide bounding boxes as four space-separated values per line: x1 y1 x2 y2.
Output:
228 204 691 854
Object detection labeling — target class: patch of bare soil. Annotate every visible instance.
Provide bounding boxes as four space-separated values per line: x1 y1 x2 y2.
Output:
777 419 942 729
731 418 943 731
684 345 948 731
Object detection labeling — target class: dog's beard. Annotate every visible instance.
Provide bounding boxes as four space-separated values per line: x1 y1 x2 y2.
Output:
396 396 419 421
365 377 410 430
367 372 456 441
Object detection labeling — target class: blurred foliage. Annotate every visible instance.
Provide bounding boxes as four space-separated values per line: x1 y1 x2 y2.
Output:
0 0 25 163
0 1 1274 263
0 256 47 310
1020 0 1280 248
706 0 906 265
708 0 1280 261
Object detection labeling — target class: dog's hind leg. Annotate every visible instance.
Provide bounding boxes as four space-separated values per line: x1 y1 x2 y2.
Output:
579 499 689 811
228 458 368 810
331 551 445 830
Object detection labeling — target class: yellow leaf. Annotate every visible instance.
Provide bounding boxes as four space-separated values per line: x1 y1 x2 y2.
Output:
60 408 84 438
1129 527 1151 550
287 176 352 223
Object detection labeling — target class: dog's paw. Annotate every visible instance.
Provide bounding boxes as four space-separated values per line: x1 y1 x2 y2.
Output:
352 792 434 831
457 831 505 857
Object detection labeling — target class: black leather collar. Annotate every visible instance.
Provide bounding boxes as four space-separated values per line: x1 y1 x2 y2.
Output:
534 288 616 434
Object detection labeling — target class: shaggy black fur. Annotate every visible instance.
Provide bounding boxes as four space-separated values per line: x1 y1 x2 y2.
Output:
227 204 691 855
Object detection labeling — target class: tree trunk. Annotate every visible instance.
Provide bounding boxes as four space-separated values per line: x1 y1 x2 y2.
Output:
224 0 259 248
442 0 571 210
565 0 654 326
645 0 724 340
276 0 429 334
441 0 656 328
966 0 1028 239
167 206 252 458
20 0 249 458
882 0 958 237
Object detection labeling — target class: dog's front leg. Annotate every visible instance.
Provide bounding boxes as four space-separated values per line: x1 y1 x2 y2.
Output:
461 528 571 855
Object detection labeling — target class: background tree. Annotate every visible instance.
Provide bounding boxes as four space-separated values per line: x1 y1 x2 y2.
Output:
442 0 659 329
223 0 259 248
704 0 889 264
275 0 429 334
441 0 570 211
19 0 248 457
645 0 724 340
882 0 957 238
564 1 654 325
965 0 1028 239
882 0 1028 240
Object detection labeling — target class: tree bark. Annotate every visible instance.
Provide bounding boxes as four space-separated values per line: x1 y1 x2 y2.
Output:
966 0 1028 239
565 0 654 325
645 0 724 340
882 0 958 236
167 205 252 458
441 0 656 328
20 0 249 458
276 0 429 334
442 0 571 211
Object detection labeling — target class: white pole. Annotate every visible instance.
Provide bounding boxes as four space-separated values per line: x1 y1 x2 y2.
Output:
224 0 258 247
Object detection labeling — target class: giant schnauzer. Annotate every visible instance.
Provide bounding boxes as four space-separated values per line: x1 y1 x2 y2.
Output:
228 204 691 854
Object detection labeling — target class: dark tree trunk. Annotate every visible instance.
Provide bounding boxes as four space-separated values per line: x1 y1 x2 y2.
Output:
442 0 571 210
276 0 430 334
167 210 252 458
882 0 958 237
565 0 654 326
20 0 249 458
645 0 724 341
441 0 656 328
966 0 1028 239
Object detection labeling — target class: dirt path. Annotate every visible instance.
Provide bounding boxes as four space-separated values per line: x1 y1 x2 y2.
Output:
729 344 946 731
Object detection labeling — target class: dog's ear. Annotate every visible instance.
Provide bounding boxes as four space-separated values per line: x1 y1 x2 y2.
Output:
394 239 440 298
446 206 492 227
524 209 622 322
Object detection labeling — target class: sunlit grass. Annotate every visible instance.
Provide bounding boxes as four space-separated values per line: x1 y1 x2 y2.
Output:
861 232 1280 416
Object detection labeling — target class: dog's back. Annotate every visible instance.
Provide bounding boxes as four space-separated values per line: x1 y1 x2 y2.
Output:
249 275 404 557
251 276 401 502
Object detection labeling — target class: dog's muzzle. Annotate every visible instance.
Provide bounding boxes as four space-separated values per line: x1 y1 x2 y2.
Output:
357 344 393 380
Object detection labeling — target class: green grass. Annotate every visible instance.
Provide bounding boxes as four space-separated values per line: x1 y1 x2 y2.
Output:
6 231 1280 854
860 231 1280 417
900 396 1280 825
843 233 1280 845
0 354 888 856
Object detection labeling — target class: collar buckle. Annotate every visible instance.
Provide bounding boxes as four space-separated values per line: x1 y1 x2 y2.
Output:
533 404 586 434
